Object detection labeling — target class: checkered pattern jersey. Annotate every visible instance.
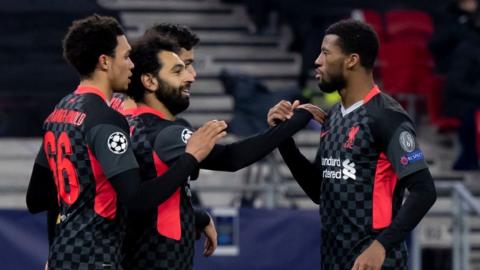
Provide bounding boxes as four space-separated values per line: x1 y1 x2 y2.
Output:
315 90 427 269
42 89 136 270
123 112 195 270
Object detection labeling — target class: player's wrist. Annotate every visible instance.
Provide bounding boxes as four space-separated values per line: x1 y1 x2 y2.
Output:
375 235 392 252
182 152 200 166
293 108 314 120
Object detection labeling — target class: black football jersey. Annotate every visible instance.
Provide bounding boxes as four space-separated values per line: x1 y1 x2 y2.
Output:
316 86 427 269
123 105 195 270
36 86 138 270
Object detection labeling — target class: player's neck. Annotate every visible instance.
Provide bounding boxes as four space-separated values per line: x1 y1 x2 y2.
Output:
339 73 374 109
79 78 113 101
142 96 175 121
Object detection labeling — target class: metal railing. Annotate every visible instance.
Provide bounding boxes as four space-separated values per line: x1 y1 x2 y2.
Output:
193 166 480 270
411 182 480 270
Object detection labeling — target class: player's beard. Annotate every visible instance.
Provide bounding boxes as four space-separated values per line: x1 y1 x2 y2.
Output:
155 79 190 116
317 71 346 94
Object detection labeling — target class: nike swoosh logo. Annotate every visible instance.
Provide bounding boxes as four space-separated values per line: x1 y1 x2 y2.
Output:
320 130 330 137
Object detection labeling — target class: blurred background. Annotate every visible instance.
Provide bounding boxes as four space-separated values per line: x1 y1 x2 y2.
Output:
1 0 480 269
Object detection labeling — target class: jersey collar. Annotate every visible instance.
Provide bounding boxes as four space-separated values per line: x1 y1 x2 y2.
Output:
135 104 166 119
75 85 108 103
341 100 364 116
340 85 381 117
121 108 137 117
363 85 381 103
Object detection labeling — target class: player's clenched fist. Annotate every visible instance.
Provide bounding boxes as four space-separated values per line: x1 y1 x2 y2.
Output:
185 120 227 161
297 103 326 124
267 100 300 127
268 100 326 126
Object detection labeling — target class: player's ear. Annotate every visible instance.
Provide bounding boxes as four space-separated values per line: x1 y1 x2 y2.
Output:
141 73 158 92
98 54 110 71
345 53 359 69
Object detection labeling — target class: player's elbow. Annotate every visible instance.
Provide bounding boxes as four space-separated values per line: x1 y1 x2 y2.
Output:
303 190 320 204
411 172 437 209
423 181 437 209
297 182 320 205
26 187 57 214
309 195 320 205
26 196 44 214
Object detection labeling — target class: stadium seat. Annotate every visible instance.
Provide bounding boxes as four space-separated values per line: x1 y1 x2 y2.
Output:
353 9 385 41
424 76 460 132
385 10 433 42
378 41 432 94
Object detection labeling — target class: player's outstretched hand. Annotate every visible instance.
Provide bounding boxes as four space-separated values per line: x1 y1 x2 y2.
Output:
297 103 326 124
267 100 300 127
202 218 217 257
351 240 385 270
186 120 227 162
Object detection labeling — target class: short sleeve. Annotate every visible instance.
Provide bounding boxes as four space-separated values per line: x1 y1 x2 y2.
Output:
153 125 193 165
376 113 428 179
86 123 139 178
34 142 50 168
174 118 193 129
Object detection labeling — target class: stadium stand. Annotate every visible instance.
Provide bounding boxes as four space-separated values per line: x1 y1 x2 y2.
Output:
1 0 480 269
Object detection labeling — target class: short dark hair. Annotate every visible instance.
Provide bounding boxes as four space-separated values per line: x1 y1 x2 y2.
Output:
62 14 124 78
127 36 179 102
325 19 379 69
145 23 200 50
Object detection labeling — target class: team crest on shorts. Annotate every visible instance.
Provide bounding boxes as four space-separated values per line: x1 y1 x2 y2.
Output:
107 132 128 154
181 128 193 144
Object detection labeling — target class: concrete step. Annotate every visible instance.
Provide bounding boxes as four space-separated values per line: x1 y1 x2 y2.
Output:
0 139 39 209
121 11 248 31
197 47 299 61
196 62 300 77
188 95 233 112
195 78 298 94
126 30 279 47
196 31 279 44
0 138 41 158
99 0 242 12
291 130 321 145
191 78 299 95
179 112 232 127
420 215 480 247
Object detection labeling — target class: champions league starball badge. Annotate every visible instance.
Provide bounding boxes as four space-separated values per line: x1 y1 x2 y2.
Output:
107 132 128 154
181 128 193 144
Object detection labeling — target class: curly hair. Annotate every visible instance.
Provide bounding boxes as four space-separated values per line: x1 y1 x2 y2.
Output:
127 36 178 102
145 23 199 50
325 19 379 70
62 14 124 78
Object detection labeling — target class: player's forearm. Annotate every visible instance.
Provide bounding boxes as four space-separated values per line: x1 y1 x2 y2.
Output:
279 138 321 204
194 209 211 230
376 169 436 250
26 163 58 213
110 153 199 213
200 109 313 171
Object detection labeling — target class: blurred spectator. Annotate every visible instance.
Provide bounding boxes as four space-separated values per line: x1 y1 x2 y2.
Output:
219 69 304 136
443 10 480 170
243 0 280 35
429 0 478 73
0 0 119 136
